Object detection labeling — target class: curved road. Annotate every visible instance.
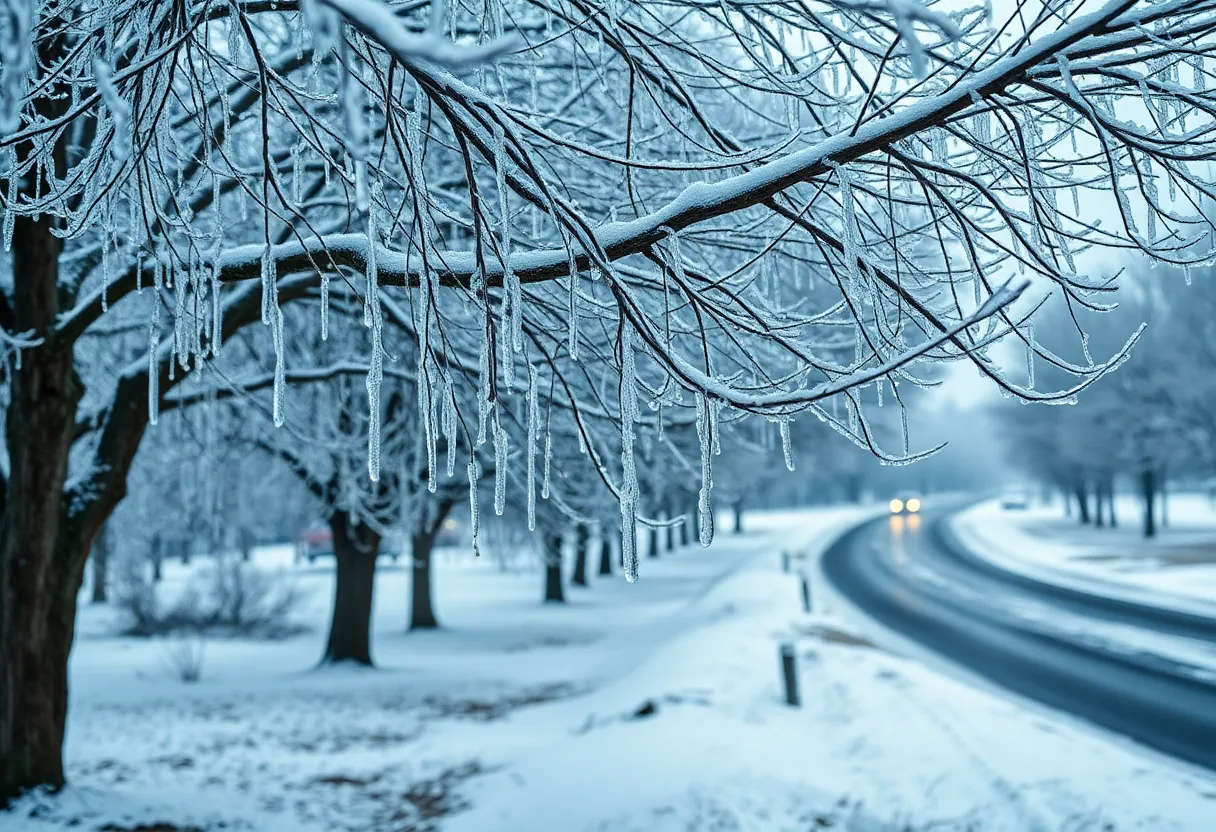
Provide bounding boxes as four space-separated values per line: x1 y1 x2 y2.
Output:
821 502 1216 771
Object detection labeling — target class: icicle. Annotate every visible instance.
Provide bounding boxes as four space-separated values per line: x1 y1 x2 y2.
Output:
174 269 189 371
442 375 457 477
1026 323 1035 390
542 425 552 499
527 365 538 530
836 163 861 290
148 292 161 426
101 238 110 313
3 150 16 251
366 328 383 481
260 244 275 326
567 251 580 361
493 406 507 515
476 334 490 446
272 309 285 427
695 393 714 547
291 142 303 205
364 190 378 328
211 270 222 357
419 358 436 493
619 318 641 569
620 496 638 583
780 418 795 471
320 273 330 340
468 458 481 556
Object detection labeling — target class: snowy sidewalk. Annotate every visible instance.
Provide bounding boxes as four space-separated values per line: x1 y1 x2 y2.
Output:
9 506 1216 831
953 497 1216 619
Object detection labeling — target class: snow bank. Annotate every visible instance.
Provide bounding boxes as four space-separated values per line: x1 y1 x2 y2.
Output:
953 497 1216 618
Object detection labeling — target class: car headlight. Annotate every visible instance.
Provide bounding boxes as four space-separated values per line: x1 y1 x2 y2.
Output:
889 498 904 514
906 498 921 513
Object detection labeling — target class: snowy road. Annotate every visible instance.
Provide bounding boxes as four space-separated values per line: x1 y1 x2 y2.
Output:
822 502 1216 771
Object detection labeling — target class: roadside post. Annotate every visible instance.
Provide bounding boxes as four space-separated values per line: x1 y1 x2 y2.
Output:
779 643 800 707
801 576 812 613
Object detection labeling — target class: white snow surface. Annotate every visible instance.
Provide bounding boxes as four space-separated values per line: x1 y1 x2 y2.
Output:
954 496 1216 618
5 506 1216 831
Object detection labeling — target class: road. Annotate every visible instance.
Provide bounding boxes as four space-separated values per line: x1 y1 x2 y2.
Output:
821 502 1216 771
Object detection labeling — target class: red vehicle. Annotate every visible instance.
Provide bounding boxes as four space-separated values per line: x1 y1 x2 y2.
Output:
295 524 400 564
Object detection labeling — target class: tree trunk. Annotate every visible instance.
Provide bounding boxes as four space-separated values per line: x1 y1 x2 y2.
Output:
572 524 590 586
1107 477 1117 529
1159 470 1169 528
151 533 164 582
647 523 660 558
598 538 613 576
679 505 691 546
1075 482 1091 525
0 217 88 802
321 512 380 665
408 500 454 631
664 509 675 552
733 500 744 534
543 528 564 603
91 524 111 604
409 529 440 630
1142 469 1157 539
240 527 254 563
1095 480 1106 528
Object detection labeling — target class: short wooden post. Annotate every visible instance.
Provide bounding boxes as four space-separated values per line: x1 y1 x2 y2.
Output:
779 643 799 707
800 577 812 613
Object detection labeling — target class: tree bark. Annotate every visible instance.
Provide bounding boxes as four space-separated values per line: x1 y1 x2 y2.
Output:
1075 482 1091 524
0 217 88 803
1159 470 1169 529
1142 469 1157 539
572 524 590 586
409 529 440 630
91 524 111 604
598 537 613 576
543 528 564 603
321 512 380 665
151 533 164 582
408 500 454 631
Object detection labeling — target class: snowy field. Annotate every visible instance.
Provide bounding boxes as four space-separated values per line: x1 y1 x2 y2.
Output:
8 506 1216 832
955 495 1216 616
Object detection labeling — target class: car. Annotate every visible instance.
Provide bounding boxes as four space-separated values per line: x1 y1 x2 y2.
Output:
435 517 464 547
888 493 922 515
295 524 400 563
1000 488 1030 510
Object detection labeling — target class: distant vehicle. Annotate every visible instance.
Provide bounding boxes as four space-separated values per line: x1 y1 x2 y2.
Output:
295 524 400 564
1000 489 1030 510
889 493 922 515
435 517 464 547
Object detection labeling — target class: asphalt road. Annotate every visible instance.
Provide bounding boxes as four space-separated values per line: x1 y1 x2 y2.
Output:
821 502 1216 771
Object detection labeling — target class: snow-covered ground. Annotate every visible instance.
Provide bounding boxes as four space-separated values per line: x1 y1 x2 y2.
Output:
954 495 1216 617
8 506 1216 831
